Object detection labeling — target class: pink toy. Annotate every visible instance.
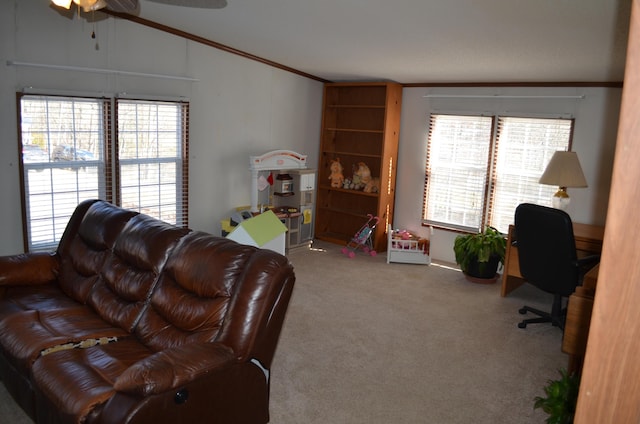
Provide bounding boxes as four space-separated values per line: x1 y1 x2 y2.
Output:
341 214 380 258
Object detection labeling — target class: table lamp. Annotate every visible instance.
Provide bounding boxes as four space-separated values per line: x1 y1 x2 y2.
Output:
539 151 588 210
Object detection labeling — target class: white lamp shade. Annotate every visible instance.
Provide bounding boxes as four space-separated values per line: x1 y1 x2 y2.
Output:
539 151 588 188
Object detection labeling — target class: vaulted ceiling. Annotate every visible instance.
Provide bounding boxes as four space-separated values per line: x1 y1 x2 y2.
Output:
125 0 631 84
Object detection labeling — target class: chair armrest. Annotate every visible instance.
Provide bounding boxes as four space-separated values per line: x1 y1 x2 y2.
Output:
0 252 59 286
114 342 237 396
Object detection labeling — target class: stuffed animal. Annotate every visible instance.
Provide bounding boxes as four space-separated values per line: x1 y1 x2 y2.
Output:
353 162 380 193
351 168 362 190
328 158 345 188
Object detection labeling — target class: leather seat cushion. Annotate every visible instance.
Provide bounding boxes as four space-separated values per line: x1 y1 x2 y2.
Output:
0 307 128 371
0 284 81 321
31 338 153 423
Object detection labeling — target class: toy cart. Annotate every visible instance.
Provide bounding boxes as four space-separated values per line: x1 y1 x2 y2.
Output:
386 224 431 265
341 214 380 258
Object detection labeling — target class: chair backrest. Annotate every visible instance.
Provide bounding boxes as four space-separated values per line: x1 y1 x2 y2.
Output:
514 203 579 297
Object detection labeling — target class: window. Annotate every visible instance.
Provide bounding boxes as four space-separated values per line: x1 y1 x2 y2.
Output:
422 114 572 234
116 100 188 225
18 94 189 252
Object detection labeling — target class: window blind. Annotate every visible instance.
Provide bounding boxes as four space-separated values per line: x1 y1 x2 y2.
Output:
422 114 494 232
422 114 573 234
19 94 109 252
18 94 189 252
488 117 573 232
115 99 189 227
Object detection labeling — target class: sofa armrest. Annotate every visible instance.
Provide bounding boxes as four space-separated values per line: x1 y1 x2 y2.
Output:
114 342 237 396
0 252 58 286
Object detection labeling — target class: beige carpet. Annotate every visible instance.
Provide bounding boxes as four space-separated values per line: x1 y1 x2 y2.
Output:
0 240 564 423
269 241 564 423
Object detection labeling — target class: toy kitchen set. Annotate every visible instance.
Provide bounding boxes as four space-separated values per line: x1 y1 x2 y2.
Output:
223 150 316 254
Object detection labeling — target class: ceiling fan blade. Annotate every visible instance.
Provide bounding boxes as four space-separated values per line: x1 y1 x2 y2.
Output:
105 0 139 12
145 0 227 9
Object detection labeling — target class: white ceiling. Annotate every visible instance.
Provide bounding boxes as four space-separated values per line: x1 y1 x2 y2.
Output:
133 0 632 84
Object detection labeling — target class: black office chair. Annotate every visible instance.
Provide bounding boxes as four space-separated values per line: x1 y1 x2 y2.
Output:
514 203 600 330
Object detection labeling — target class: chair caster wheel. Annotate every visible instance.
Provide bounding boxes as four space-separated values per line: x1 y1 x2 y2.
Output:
518 322 527 329
518 308 527 315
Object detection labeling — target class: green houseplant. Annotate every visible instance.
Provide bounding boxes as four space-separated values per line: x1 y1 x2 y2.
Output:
534 369 580 424
453 226 506 282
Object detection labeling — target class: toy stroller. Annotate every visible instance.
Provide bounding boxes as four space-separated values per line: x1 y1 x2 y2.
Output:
341 214 380 258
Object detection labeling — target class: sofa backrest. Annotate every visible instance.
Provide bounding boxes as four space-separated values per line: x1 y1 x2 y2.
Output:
56 200 138 303
87 213 190 333
132 231 295 367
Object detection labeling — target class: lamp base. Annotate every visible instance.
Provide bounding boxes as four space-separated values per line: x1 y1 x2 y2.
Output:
551 187 570 210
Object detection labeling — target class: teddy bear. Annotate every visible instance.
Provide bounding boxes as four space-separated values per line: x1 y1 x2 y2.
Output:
353 162 380 193
328 158 345 188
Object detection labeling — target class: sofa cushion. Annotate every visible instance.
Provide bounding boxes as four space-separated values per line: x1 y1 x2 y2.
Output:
57 201 139 304
0 306 129 371
132 232 257 351
31 338 153 422
0 201 137 325
0 281 79 319
87 213 189 333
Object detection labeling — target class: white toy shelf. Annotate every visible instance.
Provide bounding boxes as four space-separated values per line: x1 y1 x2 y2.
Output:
386 224 431 265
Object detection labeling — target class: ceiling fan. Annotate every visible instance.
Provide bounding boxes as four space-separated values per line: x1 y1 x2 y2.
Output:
51 0 227 13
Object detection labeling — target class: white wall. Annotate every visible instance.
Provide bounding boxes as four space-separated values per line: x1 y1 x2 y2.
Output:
0 0 323 255
395 86 621 263
0 2 622 262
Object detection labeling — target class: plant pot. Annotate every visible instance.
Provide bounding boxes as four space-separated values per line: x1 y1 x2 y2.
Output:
463 272 500 284
464 255 500 284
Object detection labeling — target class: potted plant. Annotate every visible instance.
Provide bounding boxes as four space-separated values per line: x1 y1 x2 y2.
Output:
453 226 506 283
534 369 580 424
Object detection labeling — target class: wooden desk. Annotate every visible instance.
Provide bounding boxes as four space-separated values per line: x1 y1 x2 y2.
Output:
501 222 604 297
562 263 600 374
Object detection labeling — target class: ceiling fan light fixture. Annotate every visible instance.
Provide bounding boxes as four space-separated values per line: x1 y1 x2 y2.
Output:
51 0 73 9
75 0 100 10
52 0 109 12
81 0 108 12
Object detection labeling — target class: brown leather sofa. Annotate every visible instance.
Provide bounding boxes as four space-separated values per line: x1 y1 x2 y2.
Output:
0 199 295 424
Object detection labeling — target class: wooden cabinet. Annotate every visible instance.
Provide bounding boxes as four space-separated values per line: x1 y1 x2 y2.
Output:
315 82 402 252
